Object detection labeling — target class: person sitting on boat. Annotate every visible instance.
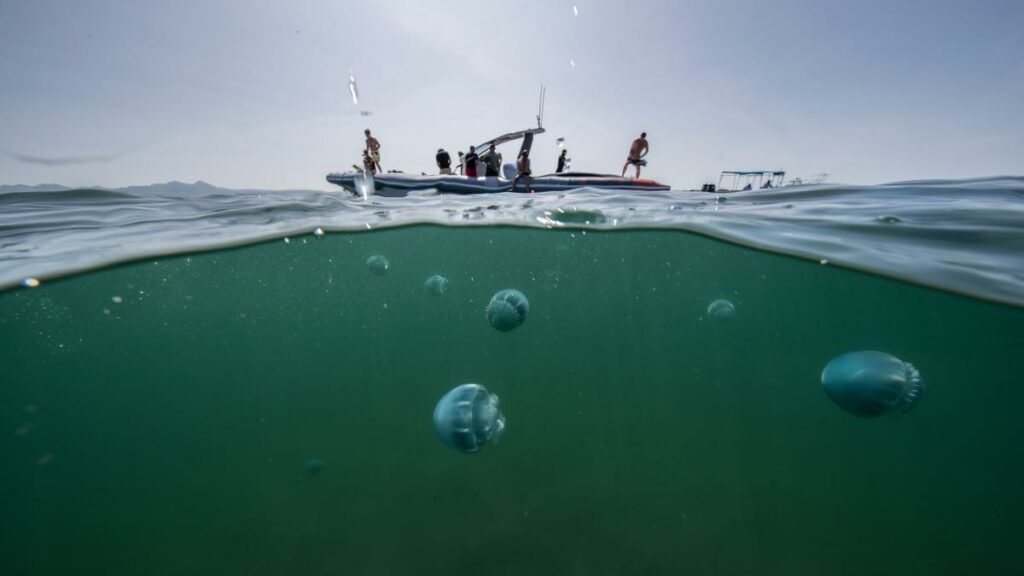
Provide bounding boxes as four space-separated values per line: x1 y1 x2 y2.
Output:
483 145 502 177
436 148 453 175
464 146 479 178
513 150 532 194
556 149 568 173
742 183 752 190
761 180 773 189
361 149 376 174
364 129 382 172
621 132 649 179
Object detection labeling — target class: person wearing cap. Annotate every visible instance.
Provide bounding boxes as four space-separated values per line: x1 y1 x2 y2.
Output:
512 149 532 194
436 148 453 175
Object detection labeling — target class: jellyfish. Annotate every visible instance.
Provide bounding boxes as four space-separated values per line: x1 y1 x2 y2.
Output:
304 458 324 477
821 351 924 417
366 254 389 275
433 384 506 454
425 274 450 296
486 289 529 332
707 298 736 321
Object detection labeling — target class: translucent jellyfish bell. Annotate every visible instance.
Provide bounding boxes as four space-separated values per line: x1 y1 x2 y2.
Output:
433 384 506 454
305 458 324 477
366 254 389 275
821 351 924 417
707 298 736 321
425 274 450 296
486 289 529 332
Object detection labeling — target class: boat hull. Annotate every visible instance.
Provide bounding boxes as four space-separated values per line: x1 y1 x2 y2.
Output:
325 172 670 197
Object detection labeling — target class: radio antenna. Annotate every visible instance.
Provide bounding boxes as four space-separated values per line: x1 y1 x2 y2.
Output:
536 85 546 128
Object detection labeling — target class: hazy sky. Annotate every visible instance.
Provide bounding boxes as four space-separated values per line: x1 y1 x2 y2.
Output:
1 0 1021 189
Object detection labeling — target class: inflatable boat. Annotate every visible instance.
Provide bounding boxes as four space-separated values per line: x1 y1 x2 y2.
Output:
326 100 670 197
325 170 670 197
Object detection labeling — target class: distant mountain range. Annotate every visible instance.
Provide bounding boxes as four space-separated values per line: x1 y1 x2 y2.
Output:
0 181 323 195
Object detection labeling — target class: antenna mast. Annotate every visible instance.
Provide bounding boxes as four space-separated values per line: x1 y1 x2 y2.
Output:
536 85 546 128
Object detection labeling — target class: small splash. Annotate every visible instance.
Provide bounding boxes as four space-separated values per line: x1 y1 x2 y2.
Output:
37 452 55 466
24 404 38 414
348 72 360 105
15 423 33 436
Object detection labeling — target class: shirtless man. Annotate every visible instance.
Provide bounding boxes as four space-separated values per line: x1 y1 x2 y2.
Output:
621 132 649 179
512 150 532 194
364 129 382 173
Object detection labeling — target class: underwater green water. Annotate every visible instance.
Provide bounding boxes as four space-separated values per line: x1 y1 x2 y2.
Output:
1 226 1021 575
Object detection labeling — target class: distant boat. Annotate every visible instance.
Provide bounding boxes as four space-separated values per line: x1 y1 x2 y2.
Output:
709 170 829 192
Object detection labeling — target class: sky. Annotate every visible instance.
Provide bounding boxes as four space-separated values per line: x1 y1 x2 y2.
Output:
0 0 1021 190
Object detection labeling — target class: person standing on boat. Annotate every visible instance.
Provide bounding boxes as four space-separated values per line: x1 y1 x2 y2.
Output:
513 150 532 194
464 146 479 178
456 151 465 175
364 129 382 173
483 145 502 177
621 132 649 179
556 149 568 173
436 148 453 175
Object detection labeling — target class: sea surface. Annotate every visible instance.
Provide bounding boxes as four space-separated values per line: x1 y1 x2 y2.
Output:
1 178 1022 575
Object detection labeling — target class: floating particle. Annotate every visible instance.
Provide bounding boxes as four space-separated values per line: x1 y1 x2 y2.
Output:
433 383 506 454
37 452 54 466
111 296 123 304
486 289 529 332
821 351 924 417
305 458 324 477
22 278 40 288
15 423 33 436
24 405 37 414
706 299 736 321
348 72 360 105
425 274 450 296
313 227 325 239
366 254 390 275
